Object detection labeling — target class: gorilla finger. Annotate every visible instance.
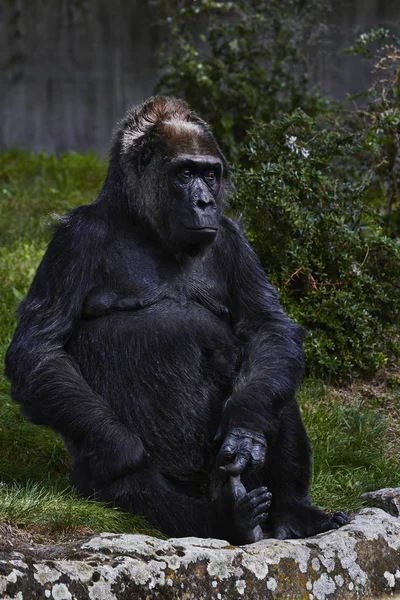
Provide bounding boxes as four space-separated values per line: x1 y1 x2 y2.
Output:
335 511 348 519
220 454 249 475
249 513 269 529
217 436 243 460
332 511 348 525
254 500 272 514
333 516 347 526
237 437 254 454
246 486 270 500
247 493 272 511
239 488 270 510
216 448 236 467
219 441 236 456
250 444 266 465
229 476 247 502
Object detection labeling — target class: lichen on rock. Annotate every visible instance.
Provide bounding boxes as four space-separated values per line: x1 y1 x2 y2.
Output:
1 493 400 599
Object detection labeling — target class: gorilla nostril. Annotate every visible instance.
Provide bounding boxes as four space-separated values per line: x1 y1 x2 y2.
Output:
197 199 212 210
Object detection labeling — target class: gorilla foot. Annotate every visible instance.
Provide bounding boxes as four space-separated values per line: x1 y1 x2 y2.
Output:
272 504 348 540
226 476 271 544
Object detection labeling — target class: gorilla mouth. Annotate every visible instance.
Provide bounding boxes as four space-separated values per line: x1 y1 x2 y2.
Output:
186 226 218 232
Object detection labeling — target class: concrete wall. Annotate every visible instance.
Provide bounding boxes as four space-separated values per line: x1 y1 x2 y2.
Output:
0 0 160 155
0 0 399 155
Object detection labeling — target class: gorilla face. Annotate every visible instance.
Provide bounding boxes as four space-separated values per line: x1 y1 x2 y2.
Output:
169 154 223 249
115 97 230 253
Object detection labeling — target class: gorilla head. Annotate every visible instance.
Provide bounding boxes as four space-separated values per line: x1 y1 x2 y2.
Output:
109 96 231 253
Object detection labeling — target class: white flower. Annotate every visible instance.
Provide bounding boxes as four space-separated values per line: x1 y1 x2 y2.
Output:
286 135 297 151
285 135 310 158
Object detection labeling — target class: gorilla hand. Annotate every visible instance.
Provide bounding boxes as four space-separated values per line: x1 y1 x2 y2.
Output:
71 426 148 494
216 428 267 476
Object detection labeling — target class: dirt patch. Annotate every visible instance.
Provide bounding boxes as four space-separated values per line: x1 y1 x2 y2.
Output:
0 521 92 552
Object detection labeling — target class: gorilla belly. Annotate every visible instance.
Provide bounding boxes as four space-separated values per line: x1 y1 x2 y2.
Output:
67 301 238 481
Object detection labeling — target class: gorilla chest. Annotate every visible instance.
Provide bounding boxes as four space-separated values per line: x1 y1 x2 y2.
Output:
74 241 238 405
84 239 233 336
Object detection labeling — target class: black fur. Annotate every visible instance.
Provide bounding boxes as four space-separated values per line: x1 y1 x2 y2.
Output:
5 96 347 543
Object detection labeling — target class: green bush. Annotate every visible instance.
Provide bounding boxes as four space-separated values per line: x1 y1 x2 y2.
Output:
233 110 400 376
344 29 400 238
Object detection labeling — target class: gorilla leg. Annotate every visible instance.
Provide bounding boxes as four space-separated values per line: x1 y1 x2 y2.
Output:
266 401 347 538
244 400 347 539
94 469 213 538
87 468 271 543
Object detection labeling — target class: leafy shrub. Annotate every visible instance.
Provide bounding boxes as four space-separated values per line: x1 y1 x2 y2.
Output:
155 0 332 161
233 110 400 376
344 29 400 238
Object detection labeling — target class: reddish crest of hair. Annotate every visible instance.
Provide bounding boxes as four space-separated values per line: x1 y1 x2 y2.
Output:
141 97 217 157
140 96 196 125
118 96 222 163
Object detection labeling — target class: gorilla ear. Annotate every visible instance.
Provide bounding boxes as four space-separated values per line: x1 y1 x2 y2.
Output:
137 146 153 174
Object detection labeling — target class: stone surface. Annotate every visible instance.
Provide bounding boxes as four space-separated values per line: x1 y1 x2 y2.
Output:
1 505 400 599
361 488 400 518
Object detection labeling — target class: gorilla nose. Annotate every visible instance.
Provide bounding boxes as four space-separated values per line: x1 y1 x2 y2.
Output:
196 197 215 210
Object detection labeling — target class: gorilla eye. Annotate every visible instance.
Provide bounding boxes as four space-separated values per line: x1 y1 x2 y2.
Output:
178 168 192 182
204 170 216 182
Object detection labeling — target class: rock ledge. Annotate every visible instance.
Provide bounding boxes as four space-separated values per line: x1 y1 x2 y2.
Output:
1 502 400 599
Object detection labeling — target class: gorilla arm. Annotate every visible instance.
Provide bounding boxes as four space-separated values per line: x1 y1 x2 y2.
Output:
5 210 146 485
216 220 304 475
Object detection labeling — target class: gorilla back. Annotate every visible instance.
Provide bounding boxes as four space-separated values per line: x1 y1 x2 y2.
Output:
5 96 347 544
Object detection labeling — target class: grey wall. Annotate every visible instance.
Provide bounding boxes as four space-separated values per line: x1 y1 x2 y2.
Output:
0 0 399 155
0 0 160 155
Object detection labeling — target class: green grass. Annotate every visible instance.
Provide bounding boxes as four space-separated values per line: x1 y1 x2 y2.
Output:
0 482 161 536
0 149 399 537
299 380 400 512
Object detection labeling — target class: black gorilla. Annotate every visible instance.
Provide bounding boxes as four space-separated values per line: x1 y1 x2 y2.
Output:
5 97 347 544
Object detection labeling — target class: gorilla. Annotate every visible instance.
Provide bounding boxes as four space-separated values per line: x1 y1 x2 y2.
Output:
5 96 347 544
